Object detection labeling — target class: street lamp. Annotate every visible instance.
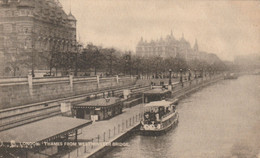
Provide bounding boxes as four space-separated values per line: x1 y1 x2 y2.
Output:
109 49 114 76
24 37 35 77
201 69 203 77
209 68 212 78
124 54 131 76
194 68 197 79
74 43 82 76
188 69 191 81
180 68 183 87
169 69 172 85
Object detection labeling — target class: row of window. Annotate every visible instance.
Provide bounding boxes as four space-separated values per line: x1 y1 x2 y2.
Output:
0 24 75 39
137 45 189 51
1 38 77 51
137 47 166 51
0 24 33 34
0 10 74 30
0 9 33 17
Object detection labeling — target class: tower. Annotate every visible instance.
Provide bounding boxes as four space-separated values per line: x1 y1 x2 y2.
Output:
68 12 77 28
193 39 199 52
193 39 199 60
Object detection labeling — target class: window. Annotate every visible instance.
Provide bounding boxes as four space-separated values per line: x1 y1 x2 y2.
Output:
21 10 25 15
12 24 16 32
3 23 12 33
3 0 9 5
24 27 28 33
0 24 3 33
5 67 11 73
0 37 4 48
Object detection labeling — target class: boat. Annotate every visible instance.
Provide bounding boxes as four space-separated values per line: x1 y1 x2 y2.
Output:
224 72 238 79
143 88 172 103
140 100 179 135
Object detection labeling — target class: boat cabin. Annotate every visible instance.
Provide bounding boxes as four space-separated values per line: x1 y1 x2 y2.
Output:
74 97 123 121
143 89 172 103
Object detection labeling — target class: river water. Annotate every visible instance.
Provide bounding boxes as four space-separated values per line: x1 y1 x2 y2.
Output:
104 75 260 158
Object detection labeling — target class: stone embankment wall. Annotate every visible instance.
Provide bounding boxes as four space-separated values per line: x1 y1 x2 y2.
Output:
0 84 150 132
0 75 135 109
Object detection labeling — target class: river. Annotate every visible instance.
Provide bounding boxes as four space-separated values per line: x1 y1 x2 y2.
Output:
104 75 260 158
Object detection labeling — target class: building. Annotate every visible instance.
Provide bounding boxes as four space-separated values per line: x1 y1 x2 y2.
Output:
136 31 199 60
74 97 123 121
0 0 77 76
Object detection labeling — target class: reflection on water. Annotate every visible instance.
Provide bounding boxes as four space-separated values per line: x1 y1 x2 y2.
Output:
104 75 260 158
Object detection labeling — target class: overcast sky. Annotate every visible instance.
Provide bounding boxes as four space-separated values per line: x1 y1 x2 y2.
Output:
59 0 260 61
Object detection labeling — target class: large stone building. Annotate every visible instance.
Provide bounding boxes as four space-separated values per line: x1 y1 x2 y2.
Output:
136 31 199 60
0 0 77 76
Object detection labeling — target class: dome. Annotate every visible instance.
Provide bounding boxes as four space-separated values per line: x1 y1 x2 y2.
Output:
67 12 76 21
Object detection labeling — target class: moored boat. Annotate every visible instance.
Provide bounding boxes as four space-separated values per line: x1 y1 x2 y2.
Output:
224 72 238 79
143 88 172 103
140 100 179 135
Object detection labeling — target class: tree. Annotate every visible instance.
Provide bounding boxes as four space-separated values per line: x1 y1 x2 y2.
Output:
131 55 142 75
82 44 105 75
102 48 117 76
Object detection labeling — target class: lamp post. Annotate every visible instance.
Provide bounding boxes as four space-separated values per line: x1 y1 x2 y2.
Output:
209 68 212 79
24 37 35 77
188 69 191 81
194 68 198 84
169 69 172 85
124 57 127 76
74 43 82 76
168 69 172 90
180 68 183 87
194 68 197 79
200 68 202 79
109 49 114 76
124 54 130 76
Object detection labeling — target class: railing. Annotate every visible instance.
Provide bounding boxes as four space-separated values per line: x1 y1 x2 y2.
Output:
0 77 28 86
0 76 133 86
161 111 176 120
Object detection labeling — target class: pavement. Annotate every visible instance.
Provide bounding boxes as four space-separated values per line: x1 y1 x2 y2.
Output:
61 103 145 158
79 104 144 141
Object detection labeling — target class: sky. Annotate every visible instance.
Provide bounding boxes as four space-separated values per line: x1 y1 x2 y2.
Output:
59 0 260 61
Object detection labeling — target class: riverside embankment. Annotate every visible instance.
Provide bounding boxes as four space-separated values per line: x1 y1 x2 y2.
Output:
105 75 260 158
61 74 224 158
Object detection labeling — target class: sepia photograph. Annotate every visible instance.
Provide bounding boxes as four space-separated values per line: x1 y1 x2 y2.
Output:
0 0 259 157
